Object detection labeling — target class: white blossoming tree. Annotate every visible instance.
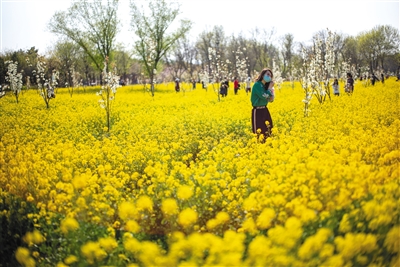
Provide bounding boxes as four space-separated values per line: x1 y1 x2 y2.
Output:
300 29 337 116
359 66 371 87
5 61 23 103
199 70 210 92
235 48 249 90
97 58 121 132
208 47 229 102
33 55 59 109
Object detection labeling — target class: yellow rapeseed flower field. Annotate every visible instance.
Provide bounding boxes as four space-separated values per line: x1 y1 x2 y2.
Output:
1 79 399 266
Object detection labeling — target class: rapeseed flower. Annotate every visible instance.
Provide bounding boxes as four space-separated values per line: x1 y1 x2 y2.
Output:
64 255 78 265
118 202 137 221
177 185 193 200
339 213 352 233
241 217 258 235
15 247 35 267
215 211 230 224
178 208 198 228
81 241 107 264
125 220 140 233
23 229 45 246
161 198 179 216
256 208 275 230
298 228 332 260
99 236 118 252
136 195 153 212
384 226 400 253
60 217 79 234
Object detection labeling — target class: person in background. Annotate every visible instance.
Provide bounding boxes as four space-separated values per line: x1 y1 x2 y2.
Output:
220 80 228 97
224 77 229 96
332 78 340 96
47 83 56 98
175 78 180 92
246 77 251 94
381 73 385 84
346 73 354 94
250 68 275 141
371 73 379 86
233 76 239 95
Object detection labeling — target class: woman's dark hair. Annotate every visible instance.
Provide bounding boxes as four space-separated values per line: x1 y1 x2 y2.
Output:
347 72 352 78
255 68 274 82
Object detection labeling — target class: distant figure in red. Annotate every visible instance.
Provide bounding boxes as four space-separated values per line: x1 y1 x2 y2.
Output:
233 76 239 95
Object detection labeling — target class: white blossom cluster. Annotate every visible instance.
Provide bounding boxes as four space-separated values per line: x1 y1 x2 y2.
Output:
97 60 120 110
5 60 23 102
300 29 337 116
325 30 335 82
341 60 357 81
272 59 284 90
51 69 59 89
198 70 210 90
208 47 230 98
33 57 48 98
359 66 371 86
30 55 59 107
234 48 248 83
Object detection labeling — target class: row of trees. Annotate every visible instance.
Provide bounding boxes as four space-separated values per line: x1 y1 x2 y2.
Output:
1 0 399 96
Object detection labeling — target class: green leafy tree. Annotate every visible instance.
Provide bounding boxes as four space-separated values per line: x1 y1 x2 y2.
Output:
358 25 400 72
114 43 134 83
129 0 192 96
249 27 277 71
280 33 295 78
48 0 119 72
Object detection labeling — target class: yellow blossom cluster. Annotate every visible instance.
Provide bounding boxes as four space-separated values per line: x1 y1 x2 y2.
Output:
1 79 399 266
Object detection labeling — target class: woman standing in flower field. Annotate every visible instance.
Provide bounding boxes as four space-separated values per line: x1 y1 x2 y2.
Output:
251 68 275 140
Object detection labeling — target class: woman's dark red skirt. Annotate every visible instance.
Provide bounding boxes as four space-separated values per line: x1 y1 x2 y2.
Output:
252 106 273 138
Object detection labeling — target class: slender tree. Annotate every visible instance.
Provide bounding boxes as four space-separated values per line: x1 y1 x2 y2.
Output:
97 58 120 132
48 0 119 72
129 0 192 96
280 33 295 78
31 55 59 109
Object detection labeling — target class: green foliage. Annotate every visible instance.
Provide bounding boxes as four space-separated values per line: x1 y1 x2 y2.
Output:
0 192 36 267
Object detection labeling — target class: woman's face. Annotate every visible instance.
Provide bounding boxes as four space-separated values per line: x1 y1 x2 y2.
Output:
265 70 273 78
